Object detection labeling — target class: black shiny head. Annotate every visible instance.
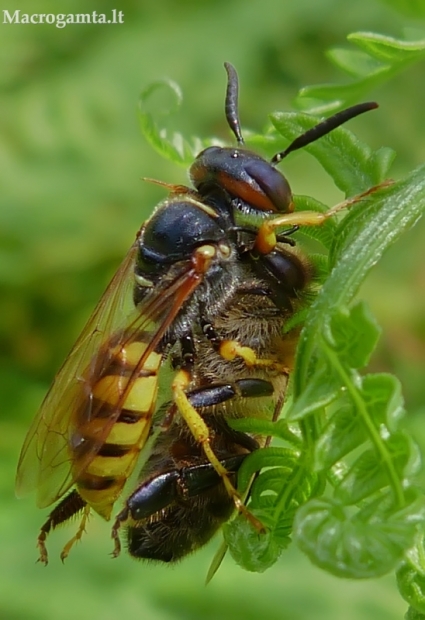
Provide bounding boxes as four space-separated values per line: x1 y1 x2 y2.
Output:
190 146 293 214
189 63 378 215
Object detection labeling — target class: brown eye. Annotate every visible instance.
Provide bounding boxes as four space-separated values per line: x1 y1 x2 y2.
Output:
190 147 293 213
243 159 292 213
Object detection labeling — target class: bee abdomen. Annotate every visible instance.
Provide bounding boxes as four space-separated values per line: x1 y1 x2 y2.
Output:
74 341 162 520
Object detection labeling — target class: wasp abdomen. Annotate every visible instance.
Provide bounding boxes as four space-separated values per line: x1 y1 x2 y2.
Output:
73 341 161 519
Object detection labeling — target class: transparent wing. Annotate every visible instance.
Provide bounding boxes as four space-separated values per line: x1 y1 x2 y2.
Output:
16 241 202 508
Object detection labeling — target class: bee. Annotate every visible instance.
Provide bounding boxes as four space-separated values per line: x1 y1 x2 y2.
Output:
16 62 379 564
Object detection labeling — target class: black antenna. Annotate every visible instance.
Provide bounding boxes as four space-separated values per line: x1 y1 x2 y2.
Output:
271 102 378 165
224 62 244 145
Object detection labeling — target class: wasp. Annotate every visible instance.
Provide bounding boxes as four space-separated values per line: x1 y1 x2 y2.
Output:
16 63 379 564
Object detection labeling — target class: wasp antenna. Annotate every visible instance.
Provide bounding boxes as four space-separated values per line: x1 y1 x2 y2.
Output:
142 177 193 194
224 62 244 146
271 102 379 165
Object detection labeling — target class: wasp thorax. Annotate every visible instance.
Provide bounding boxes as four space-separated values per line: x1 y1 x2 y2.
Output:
190 146 293 214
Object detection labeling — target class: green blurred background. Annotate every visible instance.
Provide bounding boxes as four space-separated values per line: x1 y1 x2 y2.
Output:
1 0 425 618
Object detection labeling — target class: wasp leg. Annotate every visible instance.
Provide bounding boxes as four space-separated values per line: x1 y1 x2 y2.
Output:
112 456 245 534
111 453 249 561
37 490 87 565
60 503 91 563
111 377 269 557
255 181 393 254
117 457 245 531
111 511 126 558
172 369 264 532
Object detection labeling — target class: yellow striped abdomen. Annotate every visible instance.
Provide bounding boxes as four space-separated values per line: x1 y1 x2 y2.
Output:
72 341 161 520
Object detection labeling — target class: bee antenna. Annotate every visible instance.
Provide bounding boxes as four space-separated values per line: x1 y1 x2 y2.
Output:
224 62 244 146
271 102 379 165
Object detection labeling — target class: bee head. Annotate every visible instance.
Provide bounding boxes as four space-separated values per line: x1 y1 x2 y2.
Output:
190 63 377 217
190 146 293 214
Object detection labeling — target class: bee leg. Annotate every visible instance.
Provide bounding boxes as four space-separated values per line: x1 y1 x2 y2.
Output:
172 369 265 532
188 377 274 409
37 490 87 565
60 503 91 563
219 339 289 372
202 318 289 373
255 181 392 254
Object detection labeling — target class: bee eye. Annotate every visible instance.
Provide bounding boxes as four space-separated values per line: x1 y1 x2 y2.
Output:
243 159 292 213
190 148 293 214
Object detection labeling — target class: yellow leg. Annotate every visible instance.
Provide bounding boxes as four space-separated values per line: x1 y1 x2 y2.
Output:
172 370 264 532
59 505 91 563
255 181 393 254
219 340 289 373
